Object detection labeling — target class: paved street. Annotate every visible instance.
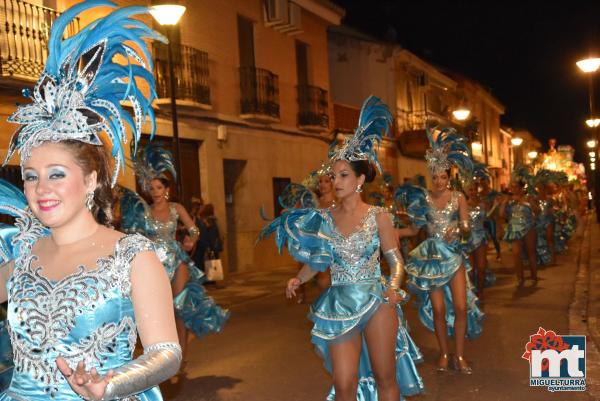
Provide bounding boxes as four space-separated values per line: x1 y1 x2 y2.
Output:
160 217 600 401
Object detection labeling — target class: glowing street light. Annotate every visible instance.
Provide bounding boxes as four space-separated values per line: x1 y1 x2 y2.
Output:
592 162 596 170
592 157 597 163
527 151 538 159
511 137 523 146
588 139 597 148
586 118 600 128
149 5 186 25
577 58 600 73
590 151 596 158
452 108 471 121
471 140 483 153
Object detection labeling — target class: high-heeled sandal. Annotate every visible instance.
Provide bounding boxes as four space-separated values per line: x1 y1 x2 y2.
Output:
454 355 473 374
437 353 449 372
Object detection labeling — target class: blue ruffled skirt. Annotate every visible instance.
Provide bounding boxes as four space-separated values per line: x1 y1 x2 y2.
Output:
462 228 487 254
174 263 230 339
405 238 484 339
503 219 534 242
155 238 230 339
309 281 424 400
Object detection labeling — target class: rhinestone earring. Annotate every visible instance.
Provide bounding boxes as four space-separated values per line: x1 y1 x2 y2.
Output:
85 192 94 210
355 184 363 193
164 192 170 201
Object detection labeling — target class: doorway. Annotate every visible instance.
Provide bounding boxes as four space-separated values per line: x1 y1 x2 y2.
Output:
223 159 246 272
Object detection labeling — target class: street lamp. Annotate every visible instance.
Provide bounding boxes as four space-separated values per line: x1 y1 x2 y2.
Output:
527 150 538 159
587 118 600 128
150 4 186 197
452 108 471 121
577 56 600 221
588 139 597 148
511 136 523 146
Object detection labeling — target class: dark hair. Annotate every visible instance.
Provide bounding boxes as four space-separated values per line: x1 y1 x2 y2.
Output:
199 203 215 218
152 176 170 188
349 160 376 183
60 140 113 225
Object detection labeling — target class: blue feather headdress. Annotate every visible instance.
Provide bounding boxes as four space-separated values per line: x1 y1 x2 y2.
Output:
3 0 166 186
329 96 392 173
133 142 177 194
425 127 473 175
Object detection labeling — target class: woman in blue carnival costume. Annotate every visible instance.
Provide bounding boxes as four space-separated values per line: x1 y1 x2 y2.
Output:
397 128 484 374
534 170 557 266
462 163 498 298
0 2 182 400
260 96 424 401
479 173 501 261
119 143 230 373
499 166 539 285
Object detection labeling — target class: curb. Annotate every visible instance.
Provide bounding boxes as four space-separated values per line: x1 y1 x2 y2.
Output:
569 214 600 399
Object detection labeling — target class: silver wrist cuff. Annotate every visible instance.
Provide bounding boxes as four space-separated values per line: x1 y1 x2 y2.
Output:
102 342 181 400
383 248 405 289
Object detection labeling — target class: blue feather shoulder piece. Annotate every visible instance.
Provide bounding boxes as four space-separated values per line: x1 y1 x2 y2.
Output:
257 208 333 272
0 180 48 264
117 186 150 234
394 184 428 227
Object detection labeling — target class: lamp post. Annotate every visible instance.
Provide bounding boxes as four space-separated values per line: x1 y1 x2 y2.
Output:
150 4 186 197
511 136 523 166
577 57 600 221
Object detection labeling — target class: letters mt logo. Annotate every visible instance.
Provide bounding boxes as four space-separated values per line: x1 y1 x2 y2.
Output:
522 327 586 392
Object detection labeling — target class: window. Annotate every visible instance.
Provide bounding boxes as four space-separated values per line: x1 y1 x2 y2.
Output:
238 15 255 67
272 177 291 217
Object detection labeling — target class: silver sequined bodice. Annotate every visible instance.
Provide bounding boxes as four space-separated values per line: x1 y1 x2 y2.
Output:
146 203 178 240
323 206 384 286
469 204 486 232
5 233 154 400
426 191 460 241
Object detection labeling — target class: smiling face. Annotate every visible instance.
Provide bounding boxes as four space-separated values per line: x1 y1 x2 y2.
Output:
431 170 450 192
149 178 169 204
23 142 96 228
318 174 333 196
330 160 364 200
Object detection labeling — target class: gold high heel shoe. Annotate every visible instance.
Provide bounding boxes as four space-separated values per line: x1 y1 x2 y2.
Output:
437 353 449 372
454 355 473 374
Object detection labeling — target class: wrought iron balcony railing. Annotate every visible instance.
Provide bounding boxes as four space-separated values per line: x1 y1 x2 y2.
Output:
297 84 328 130
153 43 211 107
239 66 280 120
0 0 79 80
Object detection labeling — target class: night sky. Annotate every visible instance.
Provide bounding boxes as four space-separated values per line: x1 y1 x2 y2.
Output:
331 0 600 163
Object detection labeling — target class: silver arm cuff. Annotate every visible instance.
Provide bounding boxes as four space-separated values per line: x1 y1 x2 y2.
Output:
102 342 181 400
383 248 405 289
297 264 319 284
187 225 200 240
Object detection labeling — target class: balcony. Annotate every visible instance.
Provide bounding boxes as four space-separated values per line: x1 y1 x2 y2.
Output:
239 66 280 123
0 0 80 81
297 84 328 131
153 43 211 109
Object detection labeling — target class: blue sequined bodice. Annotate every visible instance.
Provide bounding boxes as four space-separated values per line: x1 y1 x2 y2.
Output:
323 207 383 286
425 191 459 242
5 234 154 401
